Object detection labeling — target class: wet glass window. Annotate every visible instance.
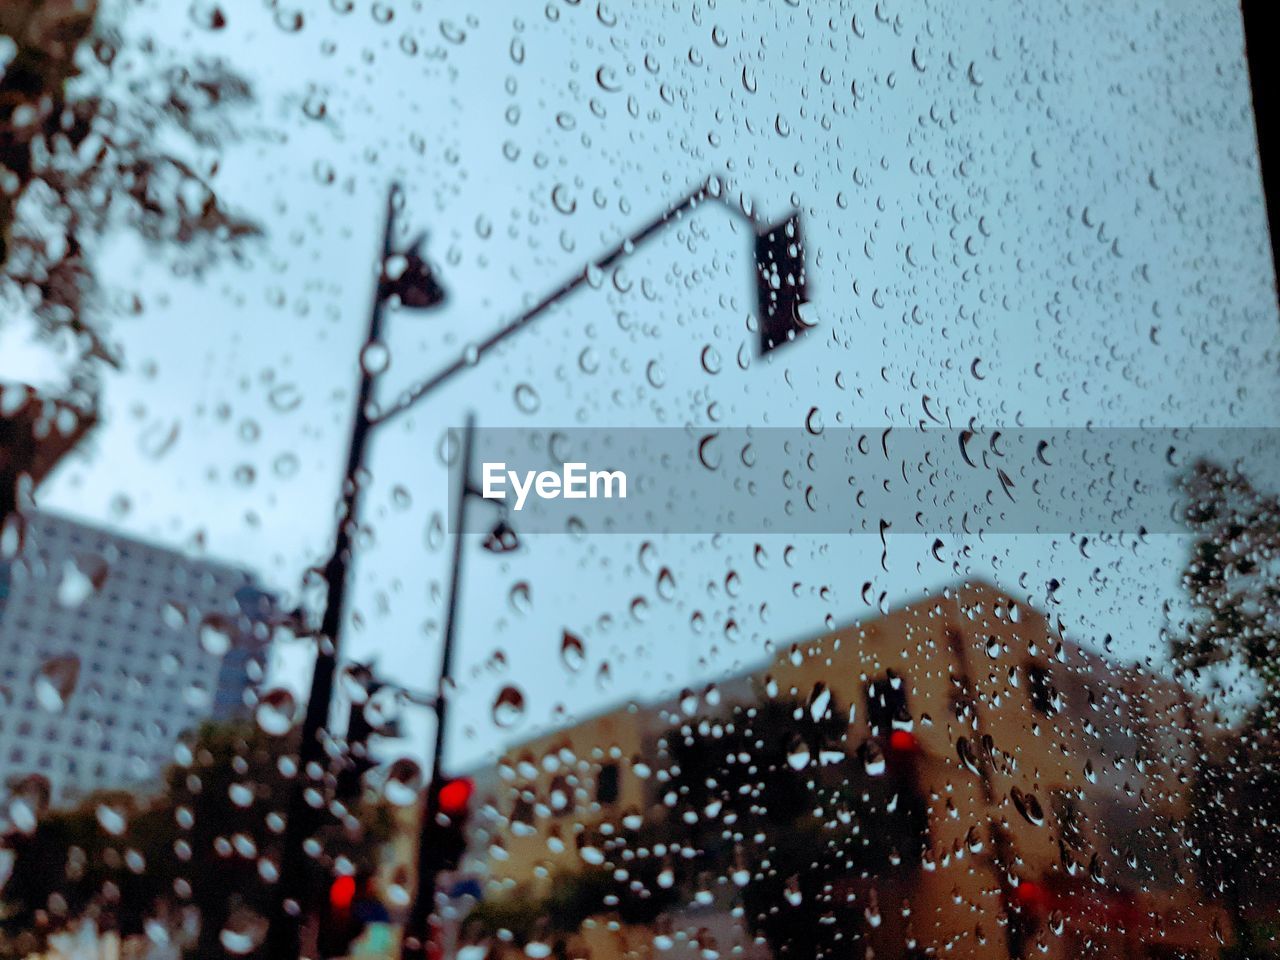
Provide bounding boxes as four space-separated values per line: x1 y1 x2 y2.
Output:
1 3 1278 960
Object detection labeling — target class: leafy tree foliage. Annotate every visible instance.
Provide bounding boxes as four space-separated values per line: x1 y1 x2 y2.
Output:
468 693 929 959
0 720 392 959
1174 460 1280 958
1 0 255 369
656 693 928 958
1174 458 1280 721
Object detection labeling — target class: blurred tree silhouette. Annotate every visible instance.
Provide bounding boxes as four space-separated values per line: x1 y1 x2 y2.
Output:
1 0 256 371
659 693 928 959
0 720 392 959
1174 459 1280 724
466 694 928 959
1175 459 1280 959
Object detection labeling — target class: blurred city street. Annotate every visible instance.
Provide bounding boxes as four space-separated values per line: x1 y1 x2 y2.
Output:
3 1 1280 958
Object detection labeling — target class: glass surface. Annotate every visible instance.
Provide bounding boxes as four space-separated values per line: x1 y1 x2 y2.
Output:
1 2 1277 959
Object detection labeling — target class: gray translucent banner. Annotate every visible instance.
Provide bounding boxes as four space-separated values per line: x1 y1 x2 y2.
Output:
444 428 1279 535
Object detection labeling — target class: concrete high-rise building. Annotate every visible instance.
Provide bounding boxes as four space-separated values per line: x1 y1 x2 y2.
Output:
0 511 273 808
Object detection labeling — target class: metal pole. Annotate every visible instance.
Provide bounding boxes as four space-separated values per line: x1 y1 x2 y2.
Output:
401 414 475 960
371 183 730 429
265 184 398 960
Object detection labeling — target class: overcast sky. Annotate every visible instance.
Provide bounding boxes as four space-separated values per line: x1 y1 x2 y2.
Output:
3 0 1276 771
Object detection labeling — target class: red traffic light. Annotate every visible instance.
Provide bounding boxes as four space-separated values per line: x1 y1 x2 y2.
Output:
889 730 919 753
1015 880 1049 913
329 875 356 911
438 777 474 816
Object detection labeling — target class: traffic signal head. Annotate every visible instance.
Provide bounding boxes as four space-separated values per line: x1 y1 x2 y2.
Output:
329 874 356 911
424 777 474 873
754 213 811 355
1014 879 1050 914
337 680 402 802
438 777 473 817
889 730 919 753
319 874 360 958
380 234 446 310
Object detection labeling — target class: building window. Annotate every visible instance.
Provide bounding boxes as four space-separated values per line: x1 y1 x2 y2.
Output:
1051 790 1086 849
510 790 535 826
1027 664 1057 715
866 673 909 736
596 763 620 804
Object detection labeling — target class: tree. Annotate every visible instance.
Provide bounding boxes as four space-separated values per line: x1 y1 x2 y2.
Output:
468 692 928 959
0 720 393 959
1173 459 1280 723
1173 459 1280 958
655 693 928 959
1 0 255 370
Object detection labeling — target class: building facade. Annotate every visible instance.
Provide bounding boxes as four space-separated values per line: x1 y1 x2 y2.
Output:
463 580 1229 960
0 511 272 808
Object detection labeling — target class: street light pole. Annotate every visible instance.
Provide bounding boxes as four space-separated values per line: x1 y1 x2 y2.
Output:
371 176 809 430
264 173 810 960
400 414 475 960
265 185 399 960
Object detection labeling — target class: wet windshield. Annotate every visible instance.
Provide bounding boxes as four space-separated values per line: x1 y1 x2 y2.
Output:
2 2 1278 959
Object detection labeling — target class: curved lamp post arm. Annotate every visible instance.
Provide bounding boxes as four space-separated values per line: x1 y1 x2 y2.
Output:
370 177 808 430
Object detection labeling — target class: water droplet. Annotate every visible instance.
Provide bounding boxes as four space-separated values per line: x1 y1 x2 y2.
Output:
302 88 327 121
57 554 108 608
786 738 811 771
274 9 303 32
188 2 227 30
360 341 391 376
383 758 423 806
551 184 577 215
268 383 302 412
863 740 887 776
255 688 296 736
645 360 665 388
219 912 267 955
96 804 127 836
139 420 180 459
514 383 541 414
561 631 586 672
199 614 236 656
493 686 526 728
229 783 254 808
509 581 532 614
35 655 80 712
700 345 722 375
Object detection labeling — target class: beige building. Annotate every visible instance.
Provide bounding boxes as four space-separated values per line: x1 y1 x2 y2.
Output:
441 580 1229 959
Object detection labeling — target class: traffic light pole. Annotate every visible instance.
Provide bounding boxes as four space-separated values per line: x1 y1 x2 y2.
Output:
264 185 398 960
368 176 808 431
401 414 475 960
262 175 809 960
